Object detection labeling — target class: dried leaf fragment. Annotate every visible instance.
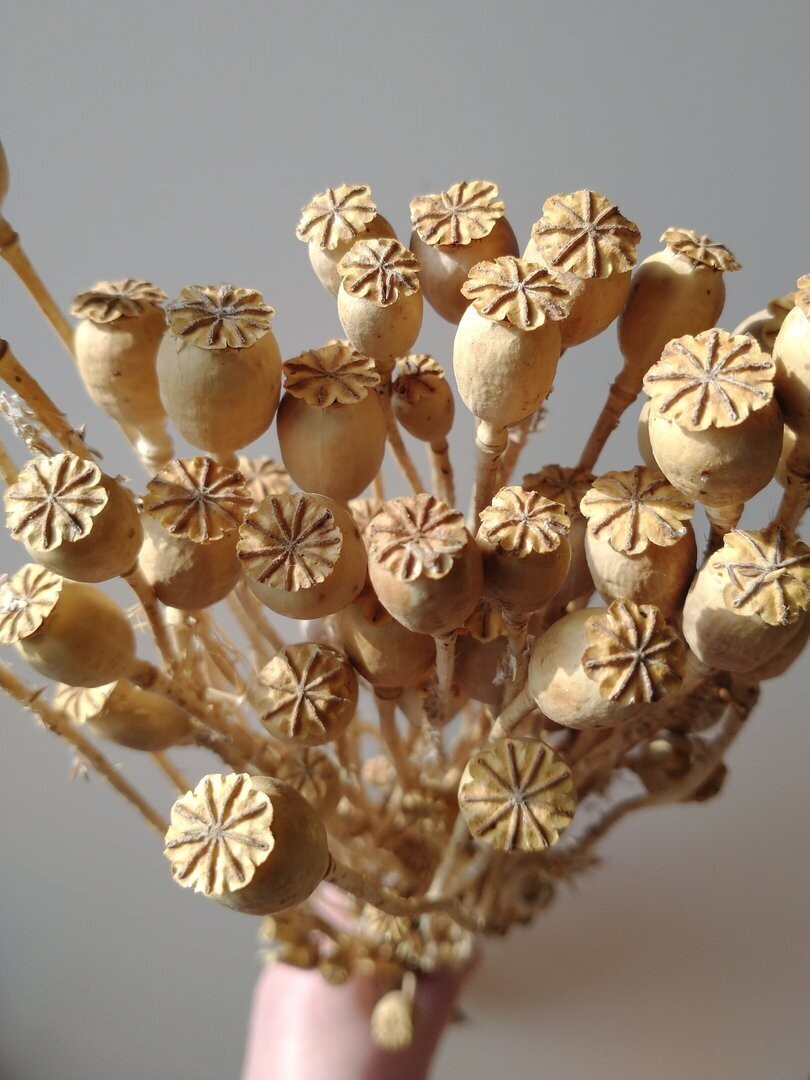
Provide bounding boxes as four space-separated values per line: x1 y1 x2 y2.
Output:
5 452 108 551
711 526 810 626
582 600 685 704
660 228 741 272
0 564 62 644
238 494 343 591
166 284 275 350
296 184 378 250
531 190 640 279
367 494 467 582
580 466 693 554
143 457 252 543
461 257 576 330
71 279 167 323
283 340 380 407
478 486 569 556
337 239 420 307
410 180 505 247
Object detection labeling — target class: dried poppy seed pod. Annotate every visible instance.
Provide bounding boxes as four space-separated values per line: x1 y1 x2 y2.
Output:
4 452 142 582
733 292 795 354
633 732 694 794
682 526 810 672
643 329 783 534
256 642 358 746
636 401 656 468
772 277 810 525
273 747 342 819
525 189 640 347
238 492 367 620
165 773 330 916
580 466 696 617
157 284 281 455
335 582 435 690
0 564 135 686
54 679 191 752
458 738 576 852
277 341 386 502
237 456 292 502
336 239 423 365
370 988 415 1051
408 180 519 324
71 279 172 469
391 355 456 506
296 184 396 297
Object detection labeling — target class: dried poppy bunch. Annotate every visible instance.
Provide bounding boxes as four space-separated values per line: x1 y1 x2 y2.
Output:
2 140 809 1051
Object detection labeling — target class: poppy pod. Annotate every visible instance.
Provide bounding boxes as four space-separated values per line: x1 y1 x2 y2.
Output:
454 604 508 708
0 564 135 686
255 642 358 746
71 279 172 469
772 277 810 523
4 452 142 582
336 239 423 365
157 284 281 455
54 679 191 752
525 189 640 347
732 292 794 355
295 184 396 297
391 355 456 506
408 180 519 324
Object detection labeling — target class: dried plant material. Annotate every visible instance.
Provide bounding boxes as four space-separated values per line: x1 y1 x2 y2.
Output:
392 355 445 402
761 293 797 350
143 457 252 543
0 563 62 644
238 494 343 590
458 738 575 853
371 990 414 1051
362 905 411 944
165 284 275 350
337 239 420 307
348 497 383 536
283 340 380 406
367 494 467 581
711 527 810 626
583 600 685 703
237 456 292 501
795 274 810 315
5 453 107 551
53 681 113 724
257 643 358 745
70 279 167 324
643 329 775 430
296 184 378 250
460 257 575 330
531 190 640 279
410 180 505 247
580 466 693 555
522 464 594 515
165 773 274 895
660 228 741 272
478 486 569 555
274 748 340 815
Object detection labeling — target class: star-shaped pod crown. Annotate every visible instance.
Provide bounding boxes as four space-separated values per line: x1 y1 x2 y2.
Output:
238 494 343 591
4 453 108 552
0 564 62 645
257 642 358 745
296 184 378 250
410 180 505 247
478 486 569 556
580 466 694 555
337 239 420 307
582 600 685 704
143 457 253 543
531 190 640 279
461 257 578 330
794 274 810 317
71 279 167 324
709 526 810 626
521 464 595 518
367 494 469 582
283 340 380 407
165 284 275 350
660 228 741 272
392 355 447 403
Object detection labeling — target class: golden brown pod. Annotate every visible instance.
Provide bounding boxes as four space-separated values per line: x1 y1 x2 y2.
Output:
772 277 810 525
256 642 358 746
54 679 191 752
391 355 454 444
273 748 342 819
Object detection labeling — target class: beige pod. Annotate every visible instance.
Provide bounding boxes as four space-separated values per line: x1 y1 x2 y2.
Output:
525 189 640 347
681 526 810 672
138 518 242 609
295 183 396 297
238 492 367 620
391 355 454 443
580 466 696 617
4 452 142 582
773 278 810 451
636 401 656 468
454 605 508 708
71 279 172 468
277 341 387 502
255 642 358 746
336 239 423 364
617 227 740 390
0 564 135 686
733 292 794 355
273 747 342 820
157 284 281 455
54 680 191 751
408 180 519 323
165 773 330 915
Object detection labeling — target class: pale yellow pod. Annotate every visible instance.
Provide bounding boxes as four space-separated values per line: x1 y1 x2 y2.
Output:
454 631 507 708
391 355 454 443
256 642 358 746
54 680 191 752
772 278 810 438
139 517 242 610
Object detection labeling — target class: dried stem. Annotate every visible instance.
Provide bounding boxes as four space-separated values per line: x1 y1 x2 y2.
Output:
151 751 193 794
375 693 413 788
0 220 75 358
425 810 471 900
377 369 426 495
122 565 176 669
497 413 533 487
230 581 284 655
428 438 455 507
578 372 638 473
704 501 744 557
469 421 508 531
500 612 530 708
0 434 18 483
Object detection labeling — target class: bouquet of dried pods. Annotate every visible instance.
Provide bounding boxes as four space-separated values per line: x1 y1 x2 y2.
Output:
2 146 809 1053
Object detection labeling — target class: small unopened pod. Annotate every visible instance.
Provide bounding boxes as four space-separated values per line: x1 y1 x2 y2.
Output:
455 604 508 708
277 341 387 502
733 292 795 355
4 452 142 582
477 486 571 615
682 526 810 672
408 179 519 323
139 457 253 609
336 238 423 365
643 329 783 510
0 564 135 686
580 466 696 617
632 732 694 794
165 772 330 915
773 277 810 445
54 679 191 752
391 355 454 444
295 183 396 297
525 189 640 347
335 582 435 690
71 279 172 468
157 284 281 455
366 494 482 637
618 227 741 389
238 492 367 620
255 642 358 746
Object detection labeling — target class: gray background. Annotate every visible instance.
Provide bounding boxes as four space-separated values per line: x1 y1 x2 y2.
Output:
1 2 809 1078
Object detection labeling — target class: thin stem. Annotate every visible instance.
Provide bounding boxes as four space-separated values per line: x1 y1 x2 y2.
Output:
231 581 285 654
488 684 534 741
428 439 455 507
0 221 75 358
0 434 18 483
378 372 426 495
425 810 471 900
578 372 639 473
375 693 413 788
469 421 508 532
496 413 533 487
151 751 192 794
500 611 530 708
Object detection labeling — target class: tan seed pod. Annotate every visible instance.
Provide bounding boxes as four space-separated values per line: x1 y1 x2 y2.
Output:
238 493 367 620
157 284 281 454
348 496 384 539
164 772 330 915
236 456 292 502
138 520 241 610
455 630 508 708
277 341 387 502
296 184 396 296
391 355 455 443
4 452 142 582
773 277 810 441
733 292 796 354
143 457 253 543
633 732 694 793
408 180 519 323
0 564 135 686
370 989 414 1051
54 679 190 752
256 642 358 746
458 737 576 852
337 239 423 364
525 190 640 347
273 748 342 818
